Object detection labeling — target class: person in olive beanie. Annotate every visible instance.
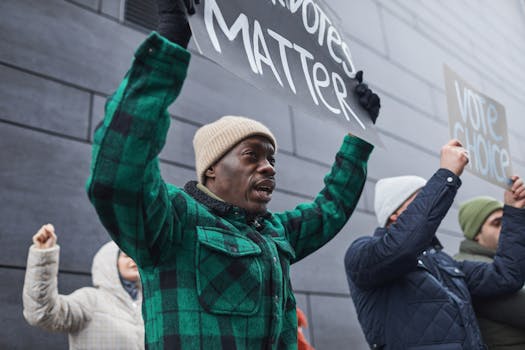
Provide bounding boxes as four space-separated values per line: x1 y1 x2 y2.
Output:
458 196 504 251
86 0 380 349
455 196 525 349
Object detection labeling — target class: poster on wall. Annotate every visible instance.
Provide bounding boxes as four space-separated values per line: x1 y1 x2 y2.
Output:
188 0 382 145
444 65 512 189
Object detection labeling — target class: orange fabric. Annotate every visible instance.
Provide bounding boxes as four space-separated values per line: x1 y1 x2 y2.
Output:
297 308 314 350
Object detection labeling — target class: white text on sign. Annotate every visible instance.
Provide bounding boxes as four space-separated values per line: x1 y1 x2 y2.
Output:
204 0 366 129
452 82 510 183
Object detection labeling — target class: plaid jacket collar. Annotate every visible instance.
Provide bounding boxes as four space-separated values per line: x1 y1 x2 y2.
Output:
184 181 272 224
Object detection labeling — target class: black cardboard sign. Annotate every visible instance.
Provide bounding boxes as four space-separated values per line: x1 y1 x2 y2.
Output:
188 0 382 145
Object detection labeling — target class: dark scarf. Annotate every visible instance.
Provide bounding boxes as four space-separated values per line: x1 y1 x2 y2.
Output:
120 276 138 301
458 239 496 259
117 250 139 301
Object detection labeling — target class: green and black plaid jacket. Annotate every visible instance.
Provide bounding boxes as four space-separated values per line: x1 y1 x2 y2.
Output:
87 32 373 350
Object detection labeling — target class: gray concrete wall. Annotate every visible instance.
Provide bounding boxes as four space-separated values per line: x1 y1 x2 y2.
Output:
1 0 524 349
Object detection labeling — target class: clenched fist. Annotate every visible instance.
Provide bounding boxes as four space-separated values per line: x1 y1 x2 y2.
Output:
504 176 525 209
440 139 469 176
32 224 57 249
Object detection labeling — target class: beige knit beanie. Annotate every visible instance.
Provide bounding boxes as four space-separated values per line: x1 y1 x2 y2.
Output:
193 116 277 183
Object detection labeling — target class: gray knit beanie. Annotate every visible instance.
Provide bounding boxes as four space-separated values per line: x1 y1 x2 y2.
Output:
374 175 427 227
193 116 277 183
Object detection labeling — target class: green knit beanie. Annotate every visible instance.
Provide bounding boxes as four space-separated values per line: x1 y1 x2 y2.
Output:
458 196 503 240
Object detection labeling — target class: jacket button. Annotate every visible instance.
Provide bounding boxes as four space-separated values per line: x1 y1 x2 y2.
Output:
447 177 453 183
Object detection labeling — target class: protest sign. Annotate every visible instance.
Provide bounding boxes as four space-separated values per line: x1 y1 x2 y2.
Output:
188 0 382 145
444 65 512 188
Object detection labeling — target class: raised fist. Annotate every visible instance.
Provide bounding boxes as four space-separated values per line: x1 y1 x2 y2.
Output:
32 224 57 249
504 176 525 208
354 70 381 124
156 0 198 48
440 139 469 176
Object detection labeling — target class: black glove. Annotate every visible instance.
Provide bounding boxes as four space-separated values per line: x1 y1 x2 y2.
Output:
354 70 380 124
156 0 200 48
182 0 200 15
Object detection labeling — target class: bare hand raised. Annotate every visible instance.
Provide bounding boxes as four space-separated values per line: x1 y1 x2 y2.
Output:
440 139 469 176
32 224 57 249
504 176 525 208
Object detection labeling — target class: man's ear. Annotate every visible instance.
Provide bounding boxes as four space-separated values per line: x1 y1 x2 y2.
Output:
385 213 397 228
389 213 398 224
205 166 216 180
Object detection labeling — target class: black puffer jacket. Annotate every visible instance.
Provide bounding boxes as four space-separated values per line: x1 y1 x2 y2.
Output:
345 169 525 350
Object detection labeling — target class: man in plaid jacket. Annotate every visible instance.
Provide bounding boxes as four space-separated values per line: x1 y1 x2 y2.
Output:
87 1 379 349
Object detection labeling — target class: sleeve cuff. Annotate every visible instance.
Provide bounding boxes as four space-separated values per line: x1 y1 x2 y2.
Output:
28 245 60 266
134 31 191 74
341 134 374 162
503 205 525 217
435 168 462 188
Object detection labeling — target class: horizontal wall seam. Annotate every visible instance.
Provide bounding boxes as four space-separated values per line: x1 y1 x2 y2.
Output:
0 264 91 276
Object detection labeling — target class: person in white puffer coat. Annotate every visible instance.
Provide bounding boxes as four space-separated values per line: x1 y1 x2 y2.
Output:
22 224 144 350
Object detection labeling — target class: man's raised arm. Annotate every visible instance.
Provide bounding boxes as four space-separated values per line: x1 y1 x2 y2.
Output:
86 0 194 266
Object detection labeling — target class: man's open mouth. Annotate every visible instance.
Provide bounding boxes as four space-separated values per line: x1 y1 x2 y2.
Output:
256 185 273 193
253 179 275 201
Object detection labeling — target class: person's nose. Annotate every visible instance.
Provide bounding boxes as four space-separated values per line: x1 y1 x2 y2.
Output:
258 159 275 176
